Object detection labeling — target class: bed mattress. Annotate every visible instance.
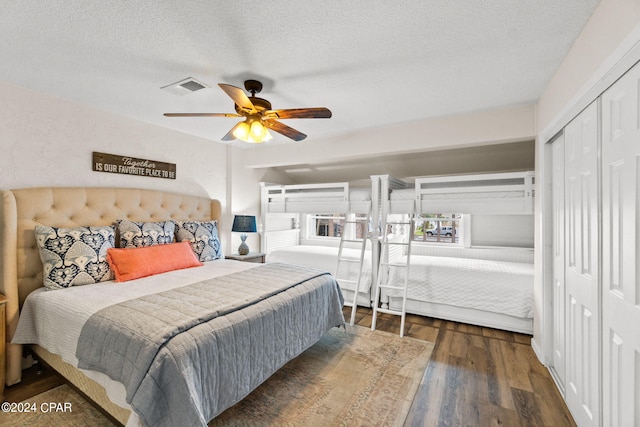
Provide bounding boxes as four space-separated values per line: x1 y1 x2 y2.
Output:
267 245 372 292
265 188 372 214
389 188 415 200
390 188 523 200
269 188 371 203
385 255 533 318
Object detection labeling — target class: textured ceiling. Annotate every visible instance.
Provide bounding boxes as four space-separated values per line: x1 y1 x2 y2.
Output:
0 1 600 145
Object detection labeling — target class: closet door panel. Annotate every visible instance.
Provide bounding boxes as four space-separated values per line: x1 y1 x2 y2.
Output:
564 101 600 427
601 59 640 427
552 135 566 388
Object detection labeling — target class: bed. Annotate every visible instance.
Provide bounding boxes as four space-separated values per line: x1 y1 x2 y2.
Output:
384 251 534 333
376 171 535 215
1 187 345 426
260 182 375 307
371 173 535 333
260 181 372 215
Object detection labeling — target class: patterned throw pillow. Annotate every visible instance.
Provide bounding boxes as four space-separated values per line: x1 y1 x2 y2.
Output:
175 220 224 262
35 225 115 290
116 219 175 248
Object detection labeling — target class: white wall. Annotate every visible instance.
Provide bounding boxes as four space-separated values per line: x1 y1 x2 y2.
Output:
471 215 534 248
226 146 265 255
241 103 536 169
533 0 640 360
0 82 227 196
0 82 238 253
537 0 640 134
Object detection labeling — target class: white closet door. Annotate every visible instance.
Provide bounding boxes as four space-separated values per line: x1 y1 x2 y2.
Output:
564 101 600 427
601 60 640 427
552 134 566 388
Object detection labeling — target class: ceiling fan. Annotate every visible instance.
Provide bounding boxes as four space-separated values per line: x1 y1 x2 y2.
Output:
164 79 332 143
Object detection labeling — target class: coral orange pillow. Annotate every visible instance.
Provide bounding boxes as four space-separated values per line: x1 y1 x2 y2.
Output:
107 241 203 282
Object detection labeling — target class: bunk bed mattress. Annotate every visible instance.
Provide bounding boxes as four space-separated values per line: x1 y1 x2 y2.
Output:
267 245 372 292
266 188 372 214
385 255 533 318
389 188 415 200
389 189 523 200
271 188 371 203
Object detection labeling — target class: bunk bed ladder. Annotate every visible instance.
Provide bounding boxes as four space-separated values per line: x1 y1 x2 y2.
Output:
335 205 371 326
371 210 415 337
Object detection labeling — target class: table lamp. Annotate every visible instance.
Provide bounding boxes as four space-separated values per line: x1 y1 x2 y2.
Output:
232 215 257 255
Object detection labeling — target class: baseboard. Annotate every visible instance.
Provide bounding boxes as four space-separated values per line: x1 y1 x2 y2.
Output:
530 336 547 365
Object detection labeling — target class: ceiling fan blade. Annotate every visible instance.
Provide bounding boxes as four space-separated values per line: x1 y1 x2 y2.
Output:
164 113 241 117
218 84 256 114
263 120 307 141
221 122 242 141
264 107 332 119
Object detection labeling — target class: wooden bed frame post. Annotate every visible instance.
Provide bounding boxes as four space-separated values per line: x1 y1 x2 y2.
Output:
0 190 22 386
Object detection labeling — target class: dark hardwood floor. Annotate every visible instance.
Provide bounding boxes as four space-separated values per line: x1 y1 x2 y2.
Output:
4 308 575 426
347 307 576 427
3 358 64 404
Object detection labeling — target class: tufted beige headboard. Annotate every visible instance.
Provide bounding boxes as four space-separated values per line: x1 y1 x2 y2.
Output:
0 187 222 386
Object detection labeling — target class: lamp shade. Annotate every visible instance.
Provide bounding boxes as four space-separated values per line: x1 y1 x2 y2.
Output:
231 215 257 233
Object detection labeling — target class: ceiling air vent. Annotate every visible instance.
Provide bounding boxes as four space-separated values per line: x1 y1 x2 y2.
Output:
161 77 209 96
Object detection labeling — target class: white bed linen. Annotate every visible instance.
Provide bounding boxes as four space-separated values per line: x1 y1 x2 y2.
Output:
389 188 415 200
385 255 533 318
390 188 523 200
269 189 371 203
12 259 259 423
267 245 372 292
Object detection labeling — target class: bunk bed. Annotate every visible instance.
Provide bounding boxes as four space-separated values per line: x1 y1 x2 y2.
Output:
372 172 535 334
260 182 375 307
381 171 535 215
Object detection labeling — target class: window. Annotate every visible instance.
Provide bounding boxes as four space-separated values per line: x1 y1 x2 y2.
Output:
308 214 344 238
414 213 462 244
307 213 369 240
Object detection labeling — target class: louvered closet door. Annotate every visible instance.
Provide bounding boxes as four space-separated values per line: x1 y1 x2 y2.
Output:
564 101 600 427
601 60 640 427
552 134 566 389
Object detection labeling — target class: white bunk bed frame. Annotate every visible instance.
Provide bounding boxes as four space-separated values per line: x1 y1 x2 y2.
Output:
413 171 534 214
372 171 535 334
260 181 372 249
260 182 375 307
262 182 366 214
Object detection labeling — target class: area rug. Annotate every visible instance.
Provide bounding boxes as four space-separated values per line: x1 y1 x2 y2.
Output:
211 325 434 426
1 325 433 427
0 382 113 427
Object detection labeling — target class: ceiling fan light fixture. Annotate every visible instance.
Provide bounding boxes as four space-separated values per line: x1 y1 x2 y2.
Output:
250 120 268 140
232 118 272 143
233 121 250 140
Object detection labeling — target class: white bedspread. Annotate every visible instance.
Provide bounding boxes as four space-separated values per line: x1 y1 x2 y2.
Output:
12 259 259 424
267 245 372 292
385 255 533 318
390 188 523 200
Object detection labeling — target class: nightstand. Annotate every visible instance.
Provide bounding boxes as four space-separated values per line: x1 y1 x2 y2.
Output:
0 293 6 401
226 252 266 263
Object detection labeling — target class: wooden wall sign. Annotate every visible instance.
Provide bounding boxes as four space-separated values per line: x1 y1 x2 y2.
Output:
92 152 176 180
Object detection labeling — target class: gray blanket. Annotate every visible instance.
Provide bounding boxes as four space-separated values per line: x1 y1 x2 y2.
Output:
76 263 345 427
